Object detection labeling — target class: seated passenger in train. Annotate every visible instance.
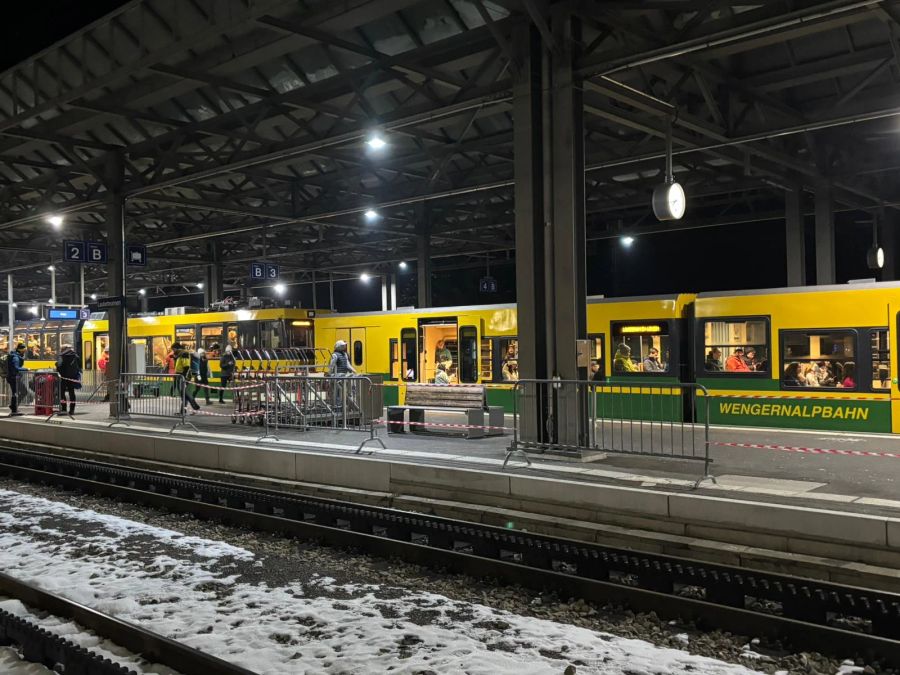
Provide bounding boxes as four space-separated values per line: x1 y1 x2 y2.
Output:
839 361 855 389
642 347 664 372
782 362 804 387
743 348 759 371
434 362 451 385
704 348 723 371
501 359 519 381
801 363 818 387
724 347 750 372
613 344 638 373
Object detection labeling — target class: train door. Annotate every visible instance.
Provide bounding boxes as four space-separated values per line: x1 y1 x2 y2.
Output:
418 318 458 383
891 304 900 433
349 328 366 373
456 315 483 384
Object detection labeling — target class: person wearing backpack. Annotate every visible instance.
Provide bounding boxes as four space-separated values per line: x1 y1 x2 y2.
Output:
6 343 26 416
55 344 81 416
173 343 200 414
218 345 236 404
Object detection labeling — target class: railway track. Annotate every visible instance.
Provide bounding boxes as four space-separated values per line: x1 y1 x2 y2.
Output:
0 443 897 666
0 569 253 675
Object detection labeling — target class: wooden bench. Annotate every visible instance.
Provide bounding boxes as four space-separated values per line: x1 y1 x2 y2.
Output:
386 384 504 439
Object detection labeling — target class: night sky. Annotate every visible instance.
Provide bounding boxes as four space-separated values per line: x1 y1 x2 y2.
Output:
4 5 881 315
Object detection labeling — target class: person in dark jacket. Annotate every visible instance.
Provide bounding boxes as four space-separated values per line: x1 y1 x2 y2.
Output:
173 343 200 414
6 343 25 416
192 348 211 405
55 344 81 415
218 345 236 404
329 340 355 375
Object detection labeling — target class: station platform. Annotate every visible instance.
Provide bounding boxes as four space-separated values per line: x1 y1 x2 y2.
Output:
3 401 899 516
2 402 900 592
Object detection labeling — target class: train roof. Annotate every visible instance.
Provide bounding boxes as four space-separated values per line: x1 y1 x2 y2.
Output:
696 280 900 299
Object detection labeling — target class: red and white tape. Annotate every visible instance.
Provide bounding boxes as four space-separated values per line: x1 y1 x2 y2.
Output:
713 440 900 460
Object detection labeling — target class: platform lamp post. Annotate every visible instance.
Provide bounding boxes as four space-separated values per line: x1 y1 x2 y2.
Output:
651 116 687 222
866 216 885 271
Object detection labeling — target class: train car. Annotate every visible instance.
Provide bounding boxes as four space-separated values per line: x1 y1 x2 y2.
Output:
694 281 897 433
2 307 319 389
314 294 696 412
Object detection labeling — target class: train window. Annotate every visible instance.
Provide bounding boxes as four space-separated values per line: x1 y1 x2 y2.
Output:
400 329 417 381
43 331 59 358
175 326 196 352
260 321 283 348
389 339 399 380
200 325 223 351
225 323 241 349
287 320 312 347
780 329 857 390
459 326 478 383
611 322 670 374
702 318 769 374
482 339 495 381
151 336 172 370
870 329 890 391
25 331 41 359
353 340 363 367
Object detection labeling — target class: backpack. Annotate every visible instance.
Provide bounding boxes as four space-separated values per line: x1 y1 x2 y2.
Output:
0 353 8 378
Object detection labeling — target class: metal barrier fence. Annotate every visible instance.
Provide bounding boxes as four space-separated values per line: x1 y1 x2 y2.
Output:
113 373 197 433
508 379 713 483
260 373 385 454
0 371 37 412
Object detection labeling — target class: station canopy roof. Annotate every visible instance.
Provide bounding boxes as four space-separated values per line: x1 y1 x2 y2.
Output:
0 0 898 299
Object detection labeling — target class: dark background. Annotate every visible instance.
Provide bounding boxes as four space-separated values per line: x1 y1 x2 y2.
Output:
6 4 880 314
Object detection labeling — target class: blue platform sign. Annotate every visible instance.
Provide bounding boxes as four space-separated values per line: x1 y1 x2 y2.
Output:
127 244 147 266
87 242 107 264
63 240 86 263
266 263 279 280
48 309 79 320
250 262 265 280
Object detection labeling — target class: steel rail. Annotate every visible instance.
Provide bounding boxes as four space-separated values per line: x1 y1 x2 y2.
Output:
0 571 255 675
0 444 898 665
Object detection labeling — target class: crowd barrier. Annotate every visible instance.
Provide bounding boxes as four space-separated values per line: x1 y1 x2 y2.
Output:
508 379 713 483
113 373 198 433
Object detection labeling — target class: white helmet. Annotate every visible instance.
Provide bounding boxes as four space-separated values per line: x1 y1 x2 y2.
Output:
334 340 347 351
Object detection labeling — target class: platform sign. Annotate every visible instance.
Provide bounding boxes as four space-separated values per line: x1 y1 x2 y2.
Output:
266 263 279 280
63 240 86 263
127 244 147 266
87 242 108 264
94 295 125 309
79 308 91 320
48 308 79 320
479 276 498 293
250 262 265 280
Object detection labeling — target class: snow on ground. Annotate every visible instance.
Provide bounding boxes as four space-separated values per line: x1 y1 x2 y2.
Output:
0 487 763 675
0 647 55 675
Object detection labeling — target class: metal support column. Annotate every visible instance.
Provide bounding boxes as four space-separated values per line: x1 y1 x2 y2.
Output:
49 268 56 305
79 266 85 306
549 8 587 447
513 21 549 444
416 205 432 308
311 271 317 311
381 275 388 311
390 273 397 310
204 242 223 306
785 184 806 286
7 275 13 348
105 152 127 418
329 273 335 310
814 183 836 285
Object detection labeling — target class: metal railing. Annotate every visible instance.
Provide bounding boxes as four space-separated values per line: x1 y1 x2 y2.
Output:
0 371 37 412
508 378 713 484
112 373 197 433
260 373 385 454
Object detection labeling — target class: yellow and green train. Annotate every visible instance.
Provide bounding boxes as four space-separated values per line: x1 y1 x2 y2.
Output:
5 280 898 433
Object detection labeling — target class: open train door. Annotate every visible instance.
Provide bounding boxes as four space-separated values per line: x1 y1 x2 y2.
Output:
455 315 484 386
394 321 418 405
890 302 900 433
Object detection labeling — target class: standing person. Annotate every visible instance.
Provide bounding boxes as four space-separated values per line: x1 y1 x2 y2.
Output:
98 348 111 401
193 348 211 405
642 347 664 372
5 343 26 416
435 339 452 369
329 340 355 409
218 345 236 404
55 344 81 416
173 344 200 414
165 345 177 396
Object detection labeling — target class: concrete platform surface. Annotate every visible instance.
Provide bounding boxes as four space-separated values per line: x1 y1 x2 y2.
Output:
2 397 899 518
